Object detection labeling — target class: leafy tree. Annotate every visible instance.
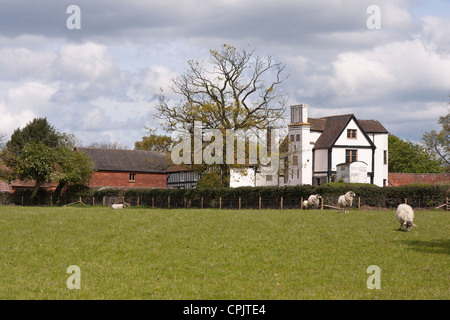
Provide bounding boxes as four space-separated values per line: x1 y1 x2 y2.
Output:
155 44 288 186
87 141 129 149
0 118 93 202
422 110 449 172
51 147 94 204
195 172 222 189
388 134 444 173
0 132 6 150
134 129 173 152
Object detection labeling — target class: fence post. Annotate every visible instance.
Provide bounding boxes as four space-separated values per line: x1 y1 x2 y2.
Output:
404 198 407 205
184 197 187 208
21 195 24 206
201 197 203 209
152 197 155 209
358 197 361 209
219 197 222 209
259 196 261 210
50 195 52 206
168 196 170 209
301 196 303 209
137 196 140 207
321 197 324 210
239 197 241 210
92 197 95 206
103 196 106 206
280 196 283 210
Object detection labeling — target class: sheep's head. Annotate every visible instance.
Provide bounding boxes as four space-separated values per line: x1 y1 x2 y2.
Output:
316 194 322 199
347 191 356 198
405 221 417 231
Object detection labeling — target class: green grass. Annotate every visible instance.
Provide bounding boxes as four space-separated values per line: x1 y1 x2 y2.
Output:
0 206 448 299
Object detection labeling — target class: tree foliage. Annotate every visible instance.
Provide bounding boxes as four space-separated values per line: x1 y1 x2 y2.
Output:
388 134 444 173
134 129 173 152
155 44 289 186
422 110 449 171
195 172 222 190
0 118 93 201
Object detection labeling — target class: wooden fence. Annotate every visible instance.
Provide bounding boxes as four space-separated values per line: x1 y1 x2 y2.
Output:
56 195 449 211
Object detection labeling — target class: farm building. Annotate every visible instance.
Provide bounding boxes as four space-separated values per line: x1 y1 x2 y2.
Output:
232 104 389 187
75 147 168 189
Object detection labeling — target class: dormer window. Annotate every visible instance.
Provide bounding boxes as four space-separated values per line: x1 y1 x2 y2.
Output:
129 173 136 182
347 129 357 139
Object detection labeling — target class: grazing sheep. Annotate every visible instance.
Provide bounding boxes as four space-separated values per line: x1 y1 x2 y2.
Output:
338 191 356 213
112 204 124 209
307 194 322 209
302 200 309 209
396 204 417 231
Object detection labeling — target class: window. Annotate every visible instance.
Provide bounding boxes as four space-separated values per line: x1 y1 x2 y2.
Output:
384 150 387 165
293 155 298 166
290 134 294 142
266 175 272 182
347 129 357 139
296 134 300 141
345 149 358 163
129 173 136 182
180 172 185 182
297 169 299 179
383 179 387 187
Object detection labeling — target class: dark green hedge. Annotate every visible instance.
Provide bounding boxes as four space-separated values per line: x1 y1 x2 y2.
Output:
1 182 448 209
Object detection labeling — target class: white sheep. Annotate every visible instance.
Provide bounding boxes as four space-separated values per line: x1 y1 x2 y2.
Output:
338 191 356 213
305 194 322 209
395 204 417 231
302 200 309 209
111 203 124 209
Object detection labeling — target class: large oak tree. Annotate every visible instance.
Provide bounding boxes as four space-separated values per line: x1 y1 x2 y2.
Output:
155 45 288 186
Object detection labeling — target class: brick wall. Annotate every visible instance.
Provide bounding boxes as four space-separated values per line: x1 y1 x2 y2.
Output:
0 180 12 192
89 171 167 188
388 172 450 186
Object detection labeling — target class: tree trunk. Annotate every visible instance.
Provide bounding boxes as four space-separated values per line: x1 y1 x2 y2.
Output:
30 180 42 204
54 181 66 205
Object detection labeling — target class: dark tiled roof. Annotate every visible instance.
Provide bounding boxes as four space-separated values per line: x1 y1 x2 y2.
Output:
76 147 169 173
358 119 389 133
308 114 387 149
312 115 353 149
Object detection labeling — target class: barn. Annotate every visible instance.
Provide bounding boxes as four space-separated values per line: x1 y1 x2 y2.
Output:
75 147 168 189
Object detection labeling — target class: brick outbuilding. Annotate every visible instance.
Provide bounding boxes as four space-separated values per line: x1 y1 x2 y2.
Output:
75 147 168 189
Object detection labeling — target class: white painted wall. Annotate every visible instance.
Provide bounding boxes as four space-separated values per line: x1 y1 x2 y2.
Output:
371 133 388 187
334 119 372 147
314 149 328 173
230 167 255 187
331 147 373 172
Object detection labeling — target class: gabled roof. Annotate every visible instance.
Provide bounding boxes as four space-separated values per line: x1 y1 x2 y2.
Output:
309 114 387 149
75 147 169 173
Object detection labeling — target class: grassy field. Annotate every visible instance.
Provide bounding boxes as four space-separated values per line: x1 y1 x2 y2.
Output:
0 205 448 300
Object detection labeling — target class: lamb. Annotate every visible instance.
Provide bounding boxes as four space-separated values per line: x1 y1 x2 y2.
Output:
338 191 356 213
111 204 124 209
395 204 417 231
303 194 322 209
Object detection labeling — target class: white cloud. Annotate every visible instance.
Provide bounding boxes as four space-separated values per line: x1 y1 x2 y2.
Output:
0 101 35 136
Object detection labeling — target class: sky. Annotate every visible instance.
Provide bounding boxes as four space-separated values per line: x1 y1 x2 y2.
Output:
0 0 449 148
